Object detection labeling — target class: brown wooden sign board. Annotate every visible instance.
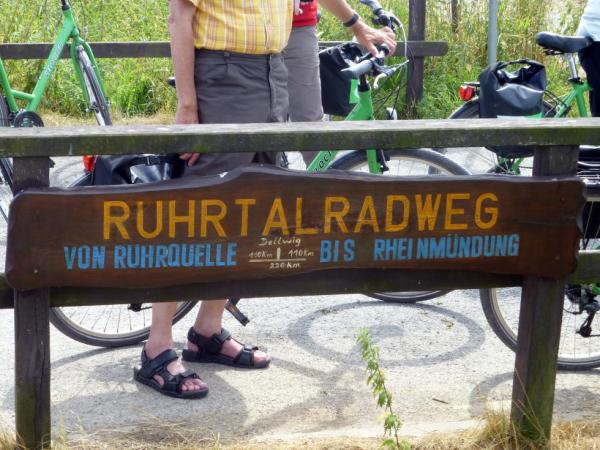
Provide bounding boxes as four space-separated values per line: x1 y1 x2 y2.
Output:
5 166 584 290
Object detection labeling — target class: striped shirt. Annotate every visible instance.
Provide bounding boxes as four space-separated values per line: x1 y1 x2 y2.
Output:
188 0 293 54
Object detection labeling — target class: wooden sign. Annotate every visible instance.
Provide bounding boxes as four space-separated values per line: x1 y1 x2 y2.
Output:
5 166 584 290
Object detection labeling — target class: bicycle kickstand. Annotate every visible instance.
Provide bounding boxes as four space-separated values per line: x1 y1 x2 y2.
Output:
225 298 250 326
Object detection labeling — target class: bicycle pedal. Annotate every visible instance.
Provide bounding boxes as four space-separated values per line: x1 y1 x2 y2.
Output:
225 299 250 326
585 301 600 313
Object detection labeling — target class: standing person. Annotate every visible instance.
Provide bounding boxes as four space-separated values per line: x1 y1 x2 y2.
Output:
578 0 600 116
135 0 394 399
134 0 290 399
285 0 396 165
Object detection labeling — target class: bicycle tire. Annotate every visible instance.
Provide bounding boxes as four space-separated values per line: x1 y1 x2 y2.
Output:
480 282 600 371
77 48 112 126
0 97 12 220
480 177 600 370
47 173 198 347
329 148 470 303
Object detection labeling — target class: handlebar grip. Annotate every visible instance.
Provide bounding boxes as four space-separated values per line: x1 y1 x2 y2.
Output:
341 58 375 79
359 0 384 14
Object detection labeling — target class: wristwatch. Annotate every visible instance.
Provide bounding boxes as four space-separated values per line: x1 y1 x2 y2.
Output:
343 12 360 27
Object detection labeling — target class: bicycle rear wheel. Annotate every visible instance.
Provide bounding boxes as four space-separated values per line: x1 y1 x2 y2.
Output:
480 185 600 370
329 148 470 303
77 47 112 126
47 174 198 347
0 97 12 220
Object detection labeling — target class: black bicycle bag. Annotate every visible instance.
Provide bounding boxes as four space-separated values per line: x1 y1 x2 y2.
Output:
478 59 548 158
90 154 185 185
319 42 363 117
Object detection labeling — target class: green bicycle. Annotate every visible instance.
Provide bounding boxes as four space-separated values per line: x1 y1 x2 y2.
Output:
0 0 112 218
449 31 600 370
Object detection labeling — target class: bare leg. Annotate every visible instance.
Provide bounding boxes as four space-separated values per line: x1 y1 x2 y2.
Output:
187 300 268 364
144 302 207 392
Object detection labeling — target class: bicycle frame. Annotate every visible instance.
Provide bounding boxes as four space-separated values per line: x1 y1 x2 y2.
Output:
307 76 383 175
554 79 591 118
0 1 106 114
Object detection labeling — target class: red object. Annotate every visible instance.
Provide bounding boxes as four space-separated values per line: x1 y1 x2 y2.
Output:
459 85 476 102
293 1 318 27
82 155 97 173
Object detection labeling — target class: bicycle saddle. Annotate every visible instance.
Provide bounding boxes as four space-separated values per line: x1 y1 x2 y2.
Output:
535 32 592 54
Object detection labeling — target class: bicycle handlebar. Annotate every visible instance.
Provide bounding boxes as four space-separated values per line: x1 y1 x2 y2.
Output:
359 0 384 15
341 44 390 79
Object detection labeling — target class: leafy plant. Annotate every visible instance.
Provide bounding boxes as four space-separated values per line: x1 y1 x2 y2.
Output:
357 328 409 450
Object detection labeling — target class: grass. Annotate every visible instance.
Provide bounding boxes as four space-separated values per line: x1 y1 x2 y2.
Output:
3 413 600 449
0 0 589 121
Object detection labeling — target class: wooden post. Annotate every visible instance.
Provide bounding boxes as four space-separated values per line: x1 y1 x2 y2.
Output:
511 145 580 444
407 0 426 117
13 157 51 450
451 0 459 34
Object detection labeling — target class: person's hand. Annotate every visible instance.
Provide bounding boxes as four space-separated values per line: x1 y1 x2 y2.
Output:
294 0 312 15
176 105 202 166
351 21 397 56
294 0 303 15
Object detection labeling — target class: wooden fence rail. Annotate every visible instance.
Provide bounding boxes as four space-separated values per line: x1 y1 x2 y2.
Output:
0 41 448 60
0 118 598 448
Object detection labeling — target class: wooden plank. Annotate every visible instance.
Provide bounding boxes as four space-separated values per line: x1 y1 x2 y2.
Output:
5 166 583 290
510 145 580 443
0 41 448 60
0 268 522 310
1 119 600 158
14 289 50 450
13 157 51 450
12 157 50 192
407 0 426 116
511 277 564 444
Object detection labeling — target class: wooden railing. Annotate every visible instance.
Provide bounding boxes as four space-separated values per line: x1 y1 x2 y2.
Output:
0 37 447 118
1 118 599 449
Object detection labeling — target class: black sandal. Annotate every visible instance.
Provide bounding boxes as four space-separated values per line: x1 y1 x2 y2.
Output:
182 327 271 369
134 348 208 399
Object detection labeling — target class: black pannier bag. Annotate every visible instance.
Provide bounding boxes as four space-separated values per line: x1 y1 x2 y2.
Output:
91 154 185 185
478 59 548 158
319 42 363 117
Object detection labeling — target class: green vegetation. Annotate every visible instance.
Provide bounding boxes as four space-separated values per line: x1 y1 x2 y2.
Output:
0 0 587 119
357 328 409 449
0 0 174 117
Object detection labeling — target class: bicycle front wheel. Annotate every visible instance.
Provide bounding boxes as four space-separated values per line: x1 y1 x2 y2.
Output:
329 148 470 303
77 48 112 126
47 174 198 347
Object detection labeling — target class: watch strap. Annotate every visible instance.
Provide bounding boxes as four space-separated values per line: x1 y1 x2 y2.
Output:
343 12 360 27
